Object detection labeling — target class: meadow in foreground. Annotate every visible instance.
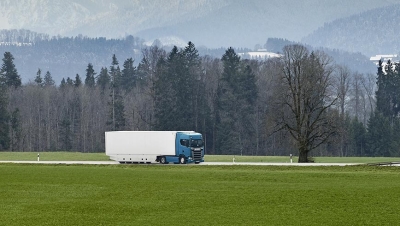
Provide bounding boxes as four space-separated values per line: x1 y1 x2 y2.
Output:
2 152 400 164
1 164 399 225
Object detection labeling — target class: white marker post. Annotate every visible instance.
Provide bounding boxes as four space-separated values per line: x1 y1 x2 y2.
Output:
233 155 235 163
290 154 293 163
37 153 40 162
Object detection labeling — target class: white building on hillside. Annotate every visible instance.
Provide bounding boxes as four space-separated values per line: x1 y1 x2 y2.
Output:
370 54 399 73
238 49 281 60
370 54 398 65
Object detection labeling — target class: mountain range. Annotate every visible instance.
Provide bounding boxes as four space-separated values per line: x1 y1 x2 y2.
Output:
1 0 400 83
302 4 400 56
1 0 400 49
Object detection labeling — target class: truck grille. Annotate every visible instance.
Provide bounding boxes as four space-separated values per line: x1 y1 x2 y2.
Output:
192 149 202 160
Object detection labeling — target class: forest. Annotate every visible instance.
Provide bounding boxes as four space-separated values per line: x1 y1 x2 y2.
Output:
0 29 241 83
302 4 400 56
0 41 398 160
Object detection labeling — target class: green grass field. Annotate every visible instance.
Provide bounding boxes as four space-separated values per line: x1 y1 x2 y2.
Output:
205 155 400 163
1 164 400 225
1 152 400 164
0 152 110 161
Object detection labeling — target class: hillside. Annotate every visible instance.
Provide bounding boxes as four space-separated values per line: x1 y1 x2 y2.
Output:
0 30 236 83
0 30 376 83
0 30 376 84
302 4 400 56
0 30 145 83
265 38 376 74
1 0 399 48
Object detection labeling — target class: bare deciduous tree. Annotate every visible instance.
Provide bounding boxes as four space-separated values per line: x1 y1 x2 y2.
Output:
361 73 376 124
276 44 338 162
335 65 351 157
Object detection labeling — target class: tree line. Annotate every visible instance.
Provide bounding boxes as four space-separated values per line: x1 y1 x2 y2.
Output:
0 42 396 161
0 29 241 84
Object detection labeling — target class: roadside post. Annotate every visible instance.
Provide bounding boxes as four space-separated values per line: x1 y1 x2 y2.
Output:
37 153 40 162
233 155 235 163
290 154 293 163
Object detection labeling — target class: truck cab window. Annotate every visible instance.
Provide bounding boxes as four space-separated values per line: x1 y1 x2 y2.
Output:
180 139 189 147
190 139 203 147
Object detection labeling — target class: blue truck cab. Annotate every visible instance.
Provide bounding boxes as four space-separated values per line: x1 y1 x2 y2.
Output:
157 131 205 164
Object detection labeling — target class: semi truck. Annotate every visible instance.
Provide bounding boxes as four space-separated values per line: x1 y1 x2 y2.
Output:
105 131 205 164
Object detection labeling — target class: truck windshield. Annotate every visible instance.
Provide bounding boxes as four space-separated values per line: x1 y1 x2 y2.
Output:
190 139 203 147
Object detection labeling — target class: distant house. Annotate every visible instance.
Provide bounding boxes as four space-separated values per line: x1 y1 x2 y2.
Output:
0 42 32 46
370 54 399 73
370 54 398 65
238 49 281 60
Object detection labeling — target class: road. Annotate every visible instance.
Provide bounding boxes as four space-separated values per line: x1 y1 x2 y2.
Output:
199 162 360 166
0 161 120 165
0 161 361 166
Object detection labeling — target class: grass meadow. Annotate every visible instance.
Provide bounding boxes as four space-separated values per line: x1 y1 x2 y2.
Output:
2 151 400 163
1 163 400 225
0 152 110 161
204 155 400 163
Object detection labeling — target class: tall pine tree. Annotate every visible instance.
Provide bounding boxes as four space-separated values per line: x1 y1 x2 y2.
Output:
0 52 21 88
34 68 43 86
367 59 400 156
153 48 176 130
153 42 205 131
84 63 96 87
96 67 110 92
43 71 55 86
121 58 136 91
107 54 125 131
74 74 82 87
215 48 258 155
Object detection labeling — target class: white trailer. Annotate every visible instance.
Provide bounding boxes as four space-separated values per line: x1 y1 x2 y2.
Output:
105 131 204 164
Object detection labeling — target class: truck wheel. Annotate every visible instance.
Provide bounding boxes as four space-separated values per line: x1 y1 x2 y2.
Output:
160 156 167 164
179 156 186 164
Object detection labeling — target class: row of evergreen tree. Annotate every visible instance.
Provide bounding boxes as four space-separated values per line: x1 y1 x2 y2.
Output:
0 43 397 156
366 60 400 156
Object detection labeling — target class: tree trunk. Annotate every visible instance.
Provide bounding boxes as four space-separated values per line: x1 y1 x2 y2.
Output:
298 147 309 163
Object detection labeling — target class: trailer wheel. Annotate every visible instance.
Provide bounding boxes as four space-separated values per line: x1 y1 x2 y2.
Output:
179 156 186 164
160 156 167 164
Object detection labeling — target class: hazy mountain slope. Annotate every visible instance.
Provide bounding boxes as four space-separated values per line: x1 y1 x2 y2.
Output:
1 0 400 48
302 4 400 56
0 30 145 83
0 29 375 85
265 38 376 75
0 0 227 38
130 0 400 48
